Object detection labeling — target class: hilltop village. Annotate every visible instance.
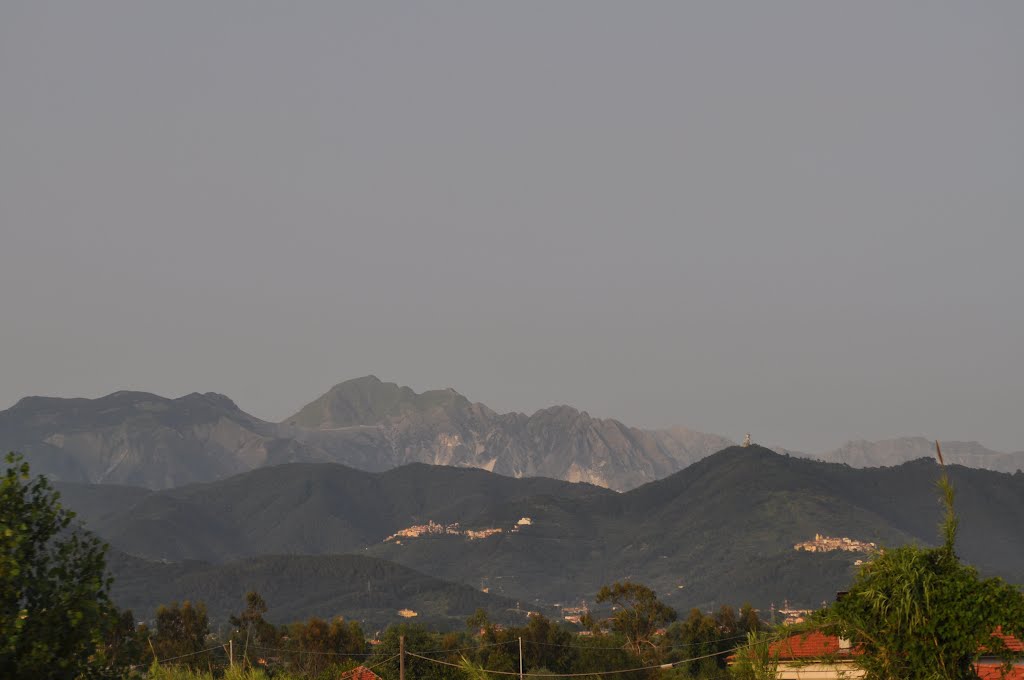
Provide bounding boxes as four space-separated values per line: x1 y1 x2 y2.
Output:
384 517 533 544
793 533 876 554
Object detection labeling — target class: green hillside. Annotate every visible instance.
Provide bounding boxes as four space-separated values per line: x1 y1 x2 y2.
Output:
107 551 523 630
56 462 613 562
58 446 1024 616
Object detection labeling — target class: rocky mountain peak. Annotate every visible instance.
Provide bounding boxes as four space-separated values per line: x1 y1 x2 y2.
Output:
284 376 473 429
175 392 240 412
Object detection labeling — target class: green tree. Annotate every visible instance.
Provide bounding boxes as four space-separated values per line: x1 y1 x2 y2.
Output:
467 613 579 675
736 604 762 636
285 616 366 678
596 581 677 662
572 631 653 680
150 600 212 668
728 630 779 680
99 608 145 671
822 442 1024 680
229 591 278 668
1 452 114 679
370 624 462 680
665 608 723 677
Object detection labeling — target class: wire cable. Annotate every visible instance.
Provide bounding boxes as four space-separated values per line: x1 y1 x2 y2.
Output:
246 643 376 657
127 643 226 669
406 631 791 677
413 639 521 655
338 653 401 677
525 631 756 652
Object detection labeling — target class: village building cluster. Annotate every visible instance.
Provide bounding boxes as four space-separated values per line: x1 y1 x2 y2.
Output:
385 517 533 544
794 533 876 554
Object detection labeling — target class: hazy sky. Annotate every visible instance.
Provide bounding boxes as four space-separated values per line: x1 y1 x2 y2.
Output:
2 2 1022 453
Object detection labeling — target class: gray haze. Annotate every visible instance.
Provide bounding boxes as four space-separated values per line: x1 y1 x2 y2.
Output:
1 2 1022 453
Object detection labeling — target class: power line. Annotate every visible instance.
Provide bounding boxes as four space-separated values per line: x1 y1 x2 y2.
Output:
247 643 376 657
525 631 756 651
405 631 790 677
340 653 401 677
243 637 515 659
127 643 225 669
413 639 520 655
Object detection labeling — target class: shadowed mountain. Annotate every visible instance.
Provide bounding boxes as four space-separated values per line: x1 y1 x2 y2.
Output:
0 391 327 488
57 463 614 562
59 446 1024 614
106 551 523 629
801 437 1024 473
283 375 734 490
8 378 1018 491
5 376 732 491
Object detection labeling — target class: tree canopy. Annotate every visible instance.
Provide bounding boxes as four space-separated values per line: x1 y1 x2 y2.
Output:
596 581 677 661
1 452 114 679
822 443 1024 680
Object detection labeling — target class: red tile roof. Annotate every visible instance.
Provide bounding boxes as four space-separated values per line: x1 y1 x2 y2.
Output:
976 664 1024 680
991 628 1024 653
341 666 383 680
768 629 1024 675
769 631 861 660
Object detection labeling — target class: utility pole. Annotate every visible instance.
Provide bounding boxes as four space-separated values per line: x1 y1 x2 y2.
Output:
400 635 405 680
519 636 524 680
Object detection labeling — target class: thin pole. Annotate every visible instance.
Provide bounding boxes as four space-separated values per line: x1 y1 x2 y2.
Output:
519 636 524 680
400 635 406 680
229 639 234 668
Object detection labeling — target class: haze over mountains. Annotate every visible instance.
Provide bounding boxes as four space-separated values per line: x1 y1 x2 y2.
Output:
53 447 1024 626
796 438 1024 472
6 375 1022 625
3 375 1021 492
2 376 732 491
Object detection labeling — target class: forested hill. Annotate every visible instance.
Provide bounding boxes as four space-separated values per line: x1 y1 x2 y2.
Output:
58 447 1024 616
106 551 523 629
55 462 615 562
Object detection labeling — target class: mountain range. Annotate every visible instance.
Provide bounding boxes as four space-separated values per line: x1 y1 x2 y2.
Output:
4 375 1021 492
55 447 1024 626
794 437 1024 471
2 376 731 491
106 551 521 630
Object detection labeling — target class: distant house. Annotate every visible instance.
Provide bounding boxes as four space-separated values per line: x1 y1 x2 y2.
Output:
977 630 1024 680
767 631 862 679
341 666 383 680
736 631 1024 679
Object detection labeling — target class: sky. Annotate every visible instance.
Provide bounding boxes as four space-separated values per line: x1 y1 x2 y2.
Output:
1 2 1022 453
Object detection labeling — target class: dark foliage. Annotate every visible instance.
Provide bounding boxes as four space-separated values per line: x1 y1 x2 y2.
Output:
1 452 114 679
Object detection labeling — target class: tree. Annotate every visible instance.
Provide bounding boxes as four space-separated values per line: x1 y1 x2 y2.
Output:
822 442 1024 680
596 581 676 661
229 591 278 667
728 630 779 680
285 615 366 677
99 608 145 671
150 600 211 668
1 452 114 679
370 624 462 680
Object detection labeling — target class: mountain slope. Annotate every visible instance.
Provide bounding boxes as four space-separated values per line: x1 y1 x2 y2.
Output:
56 463 614 562
0 391 313 488
8 378 1018 491
4 377 732 491
107 551 523 629
60 447 1024 613
809 437 1024 472
285 376 734 490
286 375 476 429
